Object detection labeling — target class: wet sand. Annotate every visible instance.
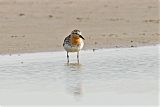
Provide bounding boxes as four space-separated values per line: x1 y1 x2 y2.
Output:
0 0 159 54
0 45 159 105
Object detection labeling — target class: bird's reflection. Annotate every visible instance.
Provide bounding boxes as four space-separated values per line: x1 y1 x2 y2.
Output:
64 63 83 98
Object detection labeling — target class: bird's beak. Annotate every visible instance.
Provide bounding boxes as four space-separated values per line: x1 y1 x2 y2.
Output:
79 35 85 40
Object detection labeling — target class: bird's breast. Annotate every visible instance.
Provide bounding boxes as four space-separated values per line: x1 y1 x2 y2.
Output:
71 36 81 45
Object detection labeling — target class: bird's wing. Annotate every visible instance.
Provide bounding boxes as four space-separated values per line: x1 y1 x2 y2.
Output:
63 35 71 46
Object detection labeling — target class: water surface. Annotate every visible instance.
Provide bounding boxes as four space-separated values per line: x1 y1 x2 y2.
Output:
0 46 159 105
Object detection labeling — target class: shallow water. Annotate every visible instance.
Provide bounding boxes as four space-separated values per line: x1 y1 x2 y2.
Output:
0 46 159 105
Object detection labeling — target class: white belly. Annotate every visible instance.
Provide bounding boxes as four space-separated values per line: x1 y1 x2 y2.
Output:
64 40 84 52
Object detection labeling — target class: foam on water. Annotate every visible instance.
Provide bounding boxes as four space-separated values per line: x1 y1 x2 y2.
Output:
0 45 159 105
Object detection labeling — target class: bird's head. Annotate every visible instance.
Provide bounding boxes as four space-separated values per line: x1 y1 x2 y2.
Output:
71 29 85 40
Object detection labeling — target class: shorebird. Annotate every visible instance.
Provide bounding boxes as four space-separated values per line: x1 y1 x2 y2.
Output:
63 29 85 63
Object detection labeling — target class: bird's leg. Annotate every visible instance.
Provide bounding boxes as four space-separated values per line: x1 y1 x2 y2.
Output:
77 51 79 64
67 52 69 63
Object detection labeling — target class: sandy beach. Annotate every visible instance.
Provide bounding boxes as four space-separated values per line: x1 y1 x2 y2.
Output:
0 0 159 54
0 1 159 105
